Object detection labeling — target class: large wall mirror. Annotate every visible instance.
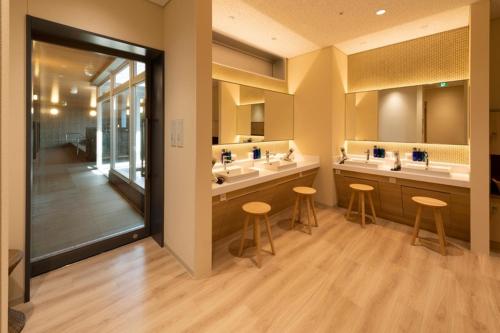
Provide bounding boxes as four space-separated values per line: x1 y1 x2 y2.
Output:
212 79 294 145
345 80 469 145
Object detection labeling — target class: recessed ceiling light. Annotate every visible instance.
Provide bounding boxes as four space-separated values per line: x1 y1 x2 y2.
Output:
70 87 78 95
49 108 59 116
376 9 386 16
89 110 97 117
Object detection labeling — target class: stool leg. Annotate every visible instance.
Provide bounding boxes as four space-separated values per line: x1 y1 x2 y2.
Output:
238 215 250 256
346 191 355 220
298 196 302 223
254 216 262 267
360 192 366 228
310 197 319 227
357 193 361 216
264 214 276 255
368 192 377 224
433 209 447 256
291 196 300 229
411 206 422 245
306 197 313 234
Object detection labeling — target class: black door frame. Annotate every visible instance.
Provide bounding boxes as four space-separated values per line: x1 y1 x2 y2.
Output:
25 16 164 301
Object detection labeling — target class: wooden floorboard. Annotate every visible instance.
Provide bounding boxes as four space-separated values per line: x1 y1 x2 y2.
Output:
16 205 500 332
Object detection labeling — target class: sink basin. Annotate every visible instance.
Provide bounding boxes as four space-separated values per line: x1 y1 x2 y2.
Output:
401 163 451 176
343 159 380 169
214 166 259 183
262 160 297 171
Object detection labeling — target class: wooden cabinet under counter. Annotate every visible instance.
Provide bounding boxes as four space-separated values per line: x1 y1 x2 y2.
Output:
333 169 471 241
213 168 319 242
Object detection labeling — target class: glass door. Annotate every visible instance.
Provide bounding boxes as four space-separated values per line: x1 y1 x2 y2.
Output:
30 40 149 275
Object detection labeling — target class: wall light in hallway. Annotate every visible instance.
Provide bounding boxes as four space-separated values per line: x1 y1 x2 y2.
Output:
376 9 386 16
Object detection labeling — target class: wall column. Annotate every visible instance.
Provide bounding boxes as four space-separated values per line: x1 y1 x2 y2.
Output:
469 0 490 254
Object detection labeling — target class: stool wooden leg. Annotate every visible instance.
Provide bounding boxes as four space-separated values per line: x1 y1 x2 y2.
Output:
357 193 361 216
310 198 319 227
433 209 447 256
239 215 250 256
346 191 355 220
306 197 313 234
368 193 377 224
298 196 302 223
360 192 366 228
254 217 262 267
291 196 300 229
264 214 276 255
411 206 422 245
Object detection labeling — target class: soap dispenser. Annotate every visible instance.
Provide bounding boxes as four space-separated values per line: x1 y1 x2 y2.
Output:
373 145 379 158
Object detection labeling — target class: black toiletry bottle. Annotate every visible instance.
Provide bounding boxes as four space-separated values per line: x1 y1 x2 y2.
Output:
380 148 386 158
417 149 423 161
412 148 417 161
373 145 378 158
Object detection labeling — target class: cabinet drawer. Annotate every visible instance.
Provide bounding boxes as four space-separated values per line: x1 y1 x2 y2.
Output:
379 182 403 216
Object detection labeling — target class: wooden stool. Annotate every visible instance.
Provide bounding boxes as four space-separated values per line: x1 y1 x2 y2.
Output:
290 186 318 234
411 196 448 256
346 184 377 228
8 250 25 333
238 202 275 268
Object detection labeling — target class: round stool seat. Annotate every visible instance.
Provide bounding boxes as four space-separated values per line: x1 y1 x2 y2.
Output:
293 186 317 195
411 196 447 208
242 201 271 215
349 184 374 192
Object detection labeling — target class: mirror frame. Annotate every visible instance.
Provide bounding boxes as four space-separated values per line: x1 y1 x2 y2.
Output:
344 80 470 146
212 79 294 145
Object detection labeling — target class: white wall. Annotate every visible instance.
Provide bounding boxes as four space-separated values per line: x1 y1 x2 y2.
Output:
163 0 212 277
378 86 419 143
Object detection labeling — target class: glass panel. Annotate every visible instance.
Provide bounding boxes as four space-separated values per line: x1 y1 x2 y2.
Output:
97 99 111 175
135 62 146 76
31 41 144 262
134 82 146 188
113 89 130 178
115 64 130 87
98 79 111 97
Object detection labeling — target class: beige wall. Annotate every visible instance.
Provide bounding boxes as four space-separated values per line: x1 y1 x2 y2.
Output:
213 63 288 93
469 0 490 254
345 92 378 141
3 0 164 302
0 0 8 329
219 81 239 143
236 105 251 135
426 85 467 144
164 0 212 277
213 43 273 77
378 86 419 143
289 47 347 206
264 90 294 141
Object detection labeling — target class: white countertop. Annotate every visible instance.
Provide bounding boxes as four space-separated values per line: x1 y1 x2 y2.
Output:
212 156 320 196
333 161 470 188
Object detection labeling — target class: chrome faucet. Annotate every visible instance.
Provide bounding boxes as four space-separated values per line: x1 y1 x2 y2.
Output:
365 149 370 161
392 151 401 171
424 151 429 169
284 148 295 162
265 150 270 163
339 147 348 164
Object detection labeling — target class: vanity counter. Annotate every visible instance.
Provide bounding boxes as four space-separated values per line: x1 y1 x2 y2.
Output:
333 162 470 188
212 156 320 196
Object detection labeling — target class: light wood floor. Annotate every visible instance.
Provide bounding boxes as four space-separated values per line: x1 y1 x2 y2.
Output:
32 146 143 259
16 205 500 332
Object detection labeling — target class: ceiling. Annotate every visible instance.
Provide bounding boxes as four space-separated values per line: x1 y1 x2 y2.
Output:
213 0 478 57
33 41 116 113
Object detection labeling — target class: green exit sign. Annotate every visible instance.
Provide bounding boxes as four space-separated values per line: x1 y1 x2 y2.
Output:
439 82 448 87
